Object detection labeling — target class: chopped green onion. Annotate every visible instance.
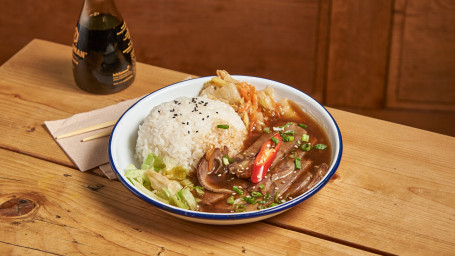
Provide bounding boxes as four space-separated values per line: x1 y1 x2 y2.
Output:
301 143 311 151
271 136 279 145
255 200 267 204
227 196 235 205
284 130 295 135
296 140 301 146
222 156 230 166
242 196 255 204
279 122 293 128
282 135 294 142
314 144 328 150
251 191 262 198
222 155 233 165
302 134 309 142
263 127 271 133
295 157 301 170
298 123 307 128
269 203 279 207
274 192 281 203
217 124 229 129
233 185 243 195
264 193 271 200
234 204 246 212
259 184 265 189
194 186 205 196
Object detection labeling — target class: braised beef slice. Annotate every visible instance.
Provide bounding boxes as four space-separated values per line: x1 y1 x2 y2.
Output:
252 152 312 198
227 132 274 178
270 124 307 169
287 163 328 197
272 159 313 198
228 123 307 179
199 191 229 206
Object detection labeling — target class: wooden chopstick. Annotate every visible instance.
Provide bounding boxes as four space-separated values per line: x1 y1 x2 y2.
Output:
81 128 113 142
56 120 117 140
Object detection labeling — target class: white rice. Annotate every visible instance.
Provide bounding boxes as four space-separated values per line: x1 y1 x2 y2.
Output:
135 96 247 170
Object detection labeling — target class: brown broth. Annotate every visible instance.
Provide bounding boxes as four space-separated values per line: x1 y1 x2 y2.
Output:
192 101 332 213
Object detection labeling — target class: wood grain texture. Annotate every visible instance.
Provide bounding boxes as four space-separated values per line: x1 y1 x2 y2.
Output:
0 0 326 95
387 0 455 111
1 40 455 255
336 106 455 138
0 39 190 168
326 0 393 107
268 108 455 255
0 149 373 256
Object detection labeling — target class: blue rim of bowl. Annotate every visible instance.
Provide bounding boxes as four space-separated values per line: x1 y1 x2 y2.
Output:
108 76 343 221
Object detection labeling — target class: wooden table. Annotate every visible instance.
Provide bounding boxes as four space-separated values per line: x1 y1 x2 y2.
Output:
1 39 454 255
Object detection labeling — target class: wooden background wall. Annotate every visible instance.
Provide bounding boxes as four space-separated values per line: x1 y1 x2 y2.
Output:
1 0 454 137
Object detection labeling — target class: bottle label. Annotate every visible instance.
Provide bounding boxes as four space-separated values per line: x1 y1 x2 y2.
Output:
72 16 136 93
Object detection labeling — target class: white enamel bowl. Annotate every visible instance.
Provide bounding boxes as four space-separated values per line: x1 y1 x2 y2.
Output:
109 76 342 225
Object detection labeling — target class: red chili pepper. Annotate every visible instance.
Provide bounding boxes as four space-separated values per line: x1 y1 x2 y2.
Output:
251 133 282 183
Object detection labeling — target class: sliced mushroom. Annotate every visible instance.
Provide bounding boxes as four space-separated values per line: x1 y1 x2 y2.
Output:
197 147 232 194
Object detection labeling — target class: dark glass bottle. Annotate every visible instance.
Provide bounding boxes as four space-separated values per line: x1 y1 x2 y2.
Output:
72 0 136 94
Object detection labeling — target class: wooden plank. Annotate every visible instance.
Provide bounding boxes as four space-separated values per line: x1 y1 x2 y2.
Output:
311 0 331 102
2 39 455 255
0 39 190 168
267 107 455 255
0 0 323 95
0 148 373 256
387 0 455 111
326 0 393 107
335 106 455 138
118 0 321 93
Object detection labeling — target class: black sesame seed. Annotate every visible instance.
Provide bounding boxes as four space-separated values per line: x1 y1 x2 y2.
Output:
216 111 219 114
202 118 205 120
188 131 190 134
196 131 199 133
187 122 189 125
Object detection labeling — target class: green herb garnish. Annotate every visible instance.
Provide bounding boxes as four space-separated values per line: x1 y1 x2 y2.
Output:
242 196 256 204
251 191 263 198
194 186 205 196
284 130 295 135
217 124 229 129
314 144 328 150
302 134 309 142
301 143 311 151
233 185 243 195
234 204 246 212
227 196 235 205
282 135 294 142
279 122 293 128
271 136 279 145
222 155 234 165
295 157 301 170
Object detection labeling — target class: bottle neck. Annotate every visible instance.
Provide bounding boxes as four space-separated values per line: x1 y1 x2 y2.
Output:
79 0 123 29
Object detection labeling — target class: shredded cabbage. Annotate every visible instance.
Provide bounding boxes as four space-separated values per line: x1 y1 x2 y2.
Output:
126 153 198 211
